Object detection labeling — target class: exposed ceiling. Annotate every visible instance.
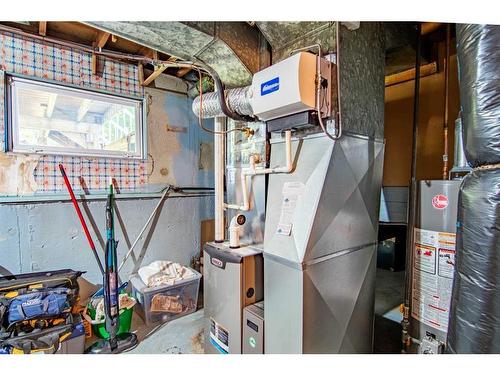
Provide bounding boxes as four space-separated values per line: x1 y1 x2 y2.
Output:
85 21 264 87
0 21 452 89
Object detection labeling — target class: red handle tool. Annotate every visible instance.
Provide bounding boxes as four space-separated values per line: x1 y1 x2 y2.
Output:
59 164 104 275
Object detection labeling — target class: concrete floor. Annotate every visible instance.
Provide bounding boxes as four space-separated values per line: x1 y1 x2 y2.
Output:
129 309 205 354
129 268 405 354
373 268 405 353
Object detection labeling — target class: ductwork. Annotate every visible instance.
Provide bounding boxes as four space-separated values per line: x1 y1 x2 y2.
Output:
256 22 337 63
192 86 253 119
455 24 500 167
446 24 500 354
84 21 264 87
256 21 412 63
254 22 385 139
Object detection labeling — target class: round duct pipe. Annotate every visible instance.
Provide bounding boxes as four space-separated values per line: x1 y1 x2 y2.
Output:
192 86 254 119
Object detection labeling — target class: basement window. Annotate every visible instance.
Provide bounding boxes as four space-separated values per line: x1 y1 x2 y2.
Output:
6 76 145 159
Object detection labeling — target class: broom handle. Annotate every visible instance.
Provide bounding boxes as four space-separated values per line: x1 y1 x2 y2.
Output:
59 164 105 275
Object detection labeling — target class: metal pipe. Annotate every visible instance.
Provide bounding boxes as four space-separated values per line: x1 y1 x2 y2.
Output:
290 23 342 140
224 130 293 211
334 20 343 139
442 24 451 180
402 22 423 352
192 86 254 119
253 130 293 174
117 186 171 273
214 116 226 242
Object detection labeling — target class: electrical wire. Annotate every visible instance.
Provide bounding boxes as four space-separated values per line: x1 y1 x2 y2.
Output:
195 68 243 135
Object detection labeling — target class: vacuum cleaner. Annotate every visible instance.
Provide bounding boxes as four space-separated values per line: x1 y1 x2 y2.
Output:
60 166 137 353
84 183 138 354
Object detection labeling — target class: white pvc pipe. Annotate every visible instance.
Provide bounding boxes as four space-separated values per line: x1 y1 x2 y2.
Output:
252 130 293 174
214 116 226 242
228 215 241 249
224 170 250 211
224 130 293 212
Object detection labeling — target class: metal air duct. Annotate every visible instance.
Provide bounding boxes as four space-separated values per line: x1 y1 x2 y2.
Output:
84 22 265 87
192 86 253 118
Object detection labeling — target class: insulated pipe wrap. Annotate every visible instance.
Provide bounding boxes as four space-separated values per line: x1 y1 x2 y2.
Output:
192 86 253 118
446 168 500 353
447 23 500 354
456 24 500 167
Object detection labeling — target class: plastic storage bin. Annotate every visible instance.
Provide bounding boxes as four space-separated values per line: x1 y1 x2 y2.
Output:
130 268 201 326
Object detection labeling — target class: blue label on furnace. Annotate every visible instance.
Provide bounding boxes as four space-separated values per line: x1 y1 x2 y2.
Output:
261 77 279 96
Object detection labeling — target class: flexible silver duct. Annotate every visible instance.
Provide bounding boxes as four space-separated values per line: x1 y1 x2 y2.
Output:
192 86 254 119
455 24 500 167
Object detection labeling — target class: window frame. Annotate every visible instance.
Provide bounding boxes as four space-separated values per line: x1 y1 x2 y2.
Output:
5 74 146 159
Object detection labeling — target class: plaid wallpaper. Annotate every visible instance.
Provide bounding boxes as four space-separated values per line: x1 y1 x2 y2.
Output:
0 69 4 150
0 31 147 193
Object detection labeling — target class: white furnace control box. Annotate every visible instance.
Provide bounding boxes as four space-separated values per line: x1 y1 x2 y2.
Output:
250 52 332 122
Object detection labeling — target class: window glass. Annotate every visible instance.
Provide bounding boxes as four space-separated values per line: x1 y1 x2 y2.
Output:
8 76 143 158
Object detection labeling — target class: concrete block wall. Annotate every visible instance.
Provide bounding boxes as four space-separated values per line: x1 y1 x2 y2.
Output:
0 195 213 284
0 32 215 283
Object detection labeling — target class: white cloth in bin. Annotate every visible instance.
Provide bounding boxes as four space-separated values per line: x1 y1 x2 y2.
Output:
138 261 196 288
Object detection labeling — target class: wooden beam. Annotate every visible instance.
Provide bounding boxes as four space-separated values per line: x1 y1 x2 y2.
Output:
176 67 191 78
142 64 167 86
138 63 144 85
96 31 110 49
139 46 158 60
385 62 437 87
91 31 110 76
141 56 179 86
91 42 98 76
421 22 442 35
39 21 47 36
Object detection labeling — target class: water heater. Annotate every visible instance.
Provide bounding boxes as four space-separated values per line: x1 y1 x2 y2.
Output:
409 180 460 353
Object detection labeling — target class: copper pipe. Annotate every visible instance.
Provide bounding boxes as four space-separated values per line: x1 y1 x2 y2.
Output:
442 24 451 179
403 22 422 353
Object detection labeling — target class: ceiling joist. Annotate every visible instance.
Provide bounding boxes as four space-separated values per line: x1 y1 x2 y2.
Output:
143 65 168 86
1 21 197 84
38 21 47 36
176 67 191 78
385 61 437 87
96 31 111 49
142 57 179 86
139 46 158 60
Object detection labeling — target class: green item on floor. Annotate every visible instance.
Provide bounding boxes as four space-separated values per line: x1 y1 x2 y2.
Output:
85 294 135 340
